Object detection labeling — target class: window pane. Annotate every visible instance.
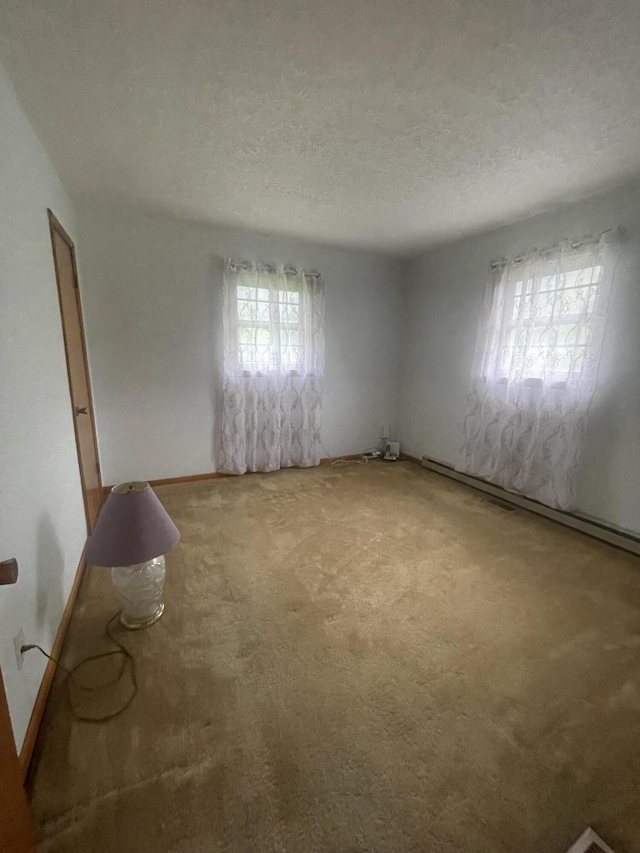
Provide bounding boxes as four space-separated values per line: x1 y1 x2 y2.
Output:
498 262 603 383
237 300 255 322
513 293 533 319
557 286 594 315
562 269 581 289
281 304 299 324
555 323 589 347
234 285 306 372
533 294 554 319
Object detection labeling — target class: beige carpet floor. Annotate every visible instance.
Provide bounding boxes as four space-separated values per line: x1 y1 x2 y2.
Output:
29 462 640 853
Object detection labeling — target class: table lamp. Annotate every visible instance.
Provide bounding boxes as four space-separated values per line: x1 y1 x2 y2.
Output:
85 482 180 629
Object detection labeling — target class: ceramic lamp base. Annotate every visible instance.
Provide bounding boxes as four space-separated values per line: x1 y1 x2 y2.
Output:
111 556 166 630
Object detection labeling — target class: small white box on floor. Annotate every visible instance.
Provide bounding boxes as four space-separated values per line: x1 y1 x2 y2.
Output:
385 441 400 460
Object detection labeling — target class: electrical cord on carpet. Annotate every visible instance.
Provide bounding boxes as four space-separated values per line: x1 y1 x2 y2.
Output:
321 441 370 466
21 611 138 722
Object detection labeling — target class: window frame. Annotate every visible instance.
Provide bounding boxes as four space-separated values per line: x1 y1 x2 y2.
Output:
494 259 604 385
234 283 306 375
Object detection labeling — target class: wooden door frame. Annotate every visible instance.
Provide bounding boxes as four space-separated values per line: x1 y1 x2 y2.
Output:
47 210 102 533
18 213 103 777
0 667 35 851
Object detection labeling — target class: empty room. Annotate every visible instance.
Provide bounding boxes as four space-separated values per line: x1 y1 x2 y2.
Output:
1 2 640 852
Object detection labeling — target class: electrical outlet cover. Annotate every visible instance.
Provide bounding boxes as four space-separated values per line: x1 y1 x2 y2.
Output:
14 627 25 670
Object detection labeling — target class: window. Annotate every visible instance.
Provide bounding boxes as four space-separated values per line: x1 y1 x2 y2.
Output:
236 284 304 374
223 262 323 380
458 235 617 510
221 260 325 474
495 259 604 385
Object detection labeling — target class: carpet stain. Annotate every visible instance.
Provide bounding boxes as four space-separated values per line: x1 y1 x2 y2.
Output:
29 462 640 853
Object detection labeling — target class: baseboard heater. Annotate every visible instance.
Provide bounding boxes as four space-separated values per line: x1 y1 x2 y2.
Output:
421 457 640 558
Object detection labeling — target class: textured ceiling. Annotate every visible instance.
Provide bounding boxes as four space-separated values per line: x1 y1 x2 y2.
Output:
2 0 640 254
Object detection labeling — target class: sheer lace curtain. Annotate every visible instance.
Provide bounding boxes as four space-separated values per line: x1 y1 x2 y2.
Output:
220 261 324 475
457 233 618 510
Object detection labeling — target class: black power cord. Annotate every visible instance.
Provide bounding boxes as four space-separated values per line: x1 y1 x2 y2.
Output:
22 611 137 722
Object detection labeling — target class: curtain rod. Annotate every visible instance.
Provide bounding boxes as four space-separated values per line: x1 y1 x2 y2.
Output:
226 260 322 279
488 228 616 272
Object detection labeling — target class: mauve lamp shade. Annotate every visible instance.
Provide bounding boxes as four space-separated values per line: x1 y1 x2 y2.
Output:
86 482 180 567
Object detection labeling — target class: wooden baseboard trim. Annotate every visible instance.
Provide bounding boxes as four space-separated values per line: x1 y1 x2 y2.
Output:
102 472 226 495
145 472 226 488
104 457 384 491
19 550 88 781
102 453 423 494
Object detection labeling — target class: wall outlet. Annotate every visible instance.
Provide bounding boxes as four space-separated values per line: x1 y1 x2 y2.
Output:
380 423 390 439
13 627 25 671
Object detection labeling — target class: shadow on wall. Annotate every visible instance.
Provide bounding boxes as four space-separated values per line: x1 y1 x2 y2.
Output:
35 514 65 633
210 254 225 469
26 515 74 794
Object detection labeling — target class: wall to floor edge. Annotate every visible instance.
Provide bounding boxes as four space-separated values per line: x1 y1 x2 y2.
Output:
76 205 405 486
397 179 640 538
0 60 87 751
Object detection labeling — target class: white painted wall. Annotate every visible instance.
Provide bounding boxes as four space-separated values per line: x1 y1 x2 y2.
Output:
398 180 640 537
0 62 87 750
76 206 404 485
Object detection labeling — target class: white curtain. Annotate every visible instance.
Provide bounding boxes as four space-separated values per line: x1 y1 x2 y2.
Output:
220 261 324 475
457 233 618 510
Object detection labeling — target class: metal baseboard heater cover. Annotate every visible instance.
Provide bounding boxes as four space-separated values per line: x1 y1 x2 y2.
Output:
421 457 640 557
